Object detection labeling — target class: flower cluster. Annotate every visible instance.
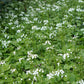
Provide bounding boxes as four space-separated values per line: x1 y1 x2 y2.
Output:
47 69 64 79
27 51 38 61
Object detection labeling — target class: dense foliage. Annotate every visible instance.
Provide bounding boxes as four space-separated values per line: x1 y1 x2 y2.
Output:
0 0 84 84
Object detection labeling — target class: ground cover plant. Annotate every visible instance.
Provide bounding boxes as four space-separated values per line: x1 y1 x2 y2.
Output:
0 0 84 84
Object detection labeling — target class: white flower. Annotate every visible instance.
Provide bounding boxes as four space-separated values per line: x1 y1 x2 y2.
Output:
8 22 12 25
21 12 24 14
58 54 63 56
12 27 15 29
44 40 51 45
83 22 84 25
17 46 21 50
13 51 16 55
17 30 21 33
57 63 60 66
14 20 18 25
33 69 39 75
65 75 67 77
33 76 37 81
72 36 78 39
58 53 69 60
36 8 40 11
33 18 38 21
67 49 71 51
27 51 38 60
17 38 22 42
78 0 83 2
47 73 54 79
64 15 68 18
28 78 31 80
53 5 60 9
21 34 24 38
19 13 23 16
68 8 75 12
31 54 38 59
81 29 84 31
47 69 64 79
5 77 7 79
76 8 84 12
63 53 69 59
41 26 47 30
56 23 62 27
10 69 16 73
67 24 73 28
0 52 2 56
15 8 18 10
68 40 72 42
27 51 33 55
27 58 31 61
46 4 51 7
0 61 5 65
46 46 54 50
26 70 32 75
2 40 11 48
19 58 24 62
14 15 17 18
77 79 84 84
32 26 39 30
43 20 48 25
60 69 64 74
21 78 23 80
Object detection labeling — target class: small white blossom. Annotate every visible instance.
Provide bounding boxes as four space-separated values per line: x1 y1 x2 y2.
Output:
14 15 17 18
33 18 38 21
44 40 51 45
12 27 15 29
26 70 32 75
33 76 37 81
15 8 18 10
63 53 69 59
78 0 83 2
17 38 22 42
14 20 18 25
46 46 54 50
8 22 12 25
43 20 48 25
17 30 21 33
81 29 84 31
47 69 64 79
36 8 40 11
47 73 54 79
10 69 16 73
32 26 40 30
0 61 5 65
76 8 84 12
68 8 75 12
2 40 11 48
28 78 31 80
21 78 23 80
56 23 62 27
41 26 47 30
5 77 7 79
27 51 38 60
67 49 71 51
17 46 21 50
13 51 16 55
68 40 72 42
19 58 24 62
77 79 84 84
33 68 43 75
57 63 60 66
